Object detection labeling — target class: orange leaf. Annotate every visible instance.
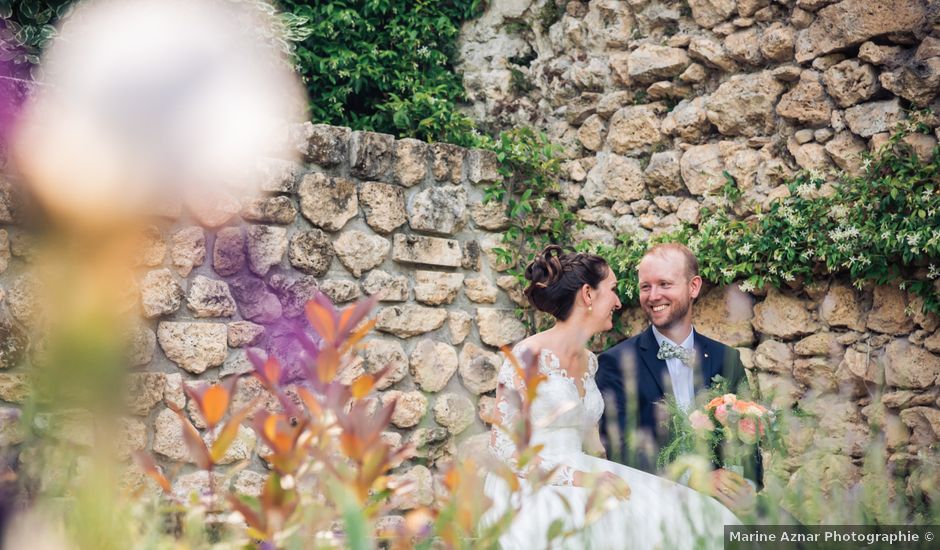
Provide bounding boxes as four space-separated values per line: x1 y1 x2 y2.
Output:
316 346 341 383
350 374 376 400
132 451 171 493
201 385 231 428
339 318 377 355
297 387 324 421
256 357 282 390
305 299 337 345
210 400 258 463
171 408 212 470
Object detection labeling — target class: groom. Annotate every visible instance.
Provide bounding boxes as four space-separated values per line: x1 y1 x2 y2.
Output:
596 243 761 513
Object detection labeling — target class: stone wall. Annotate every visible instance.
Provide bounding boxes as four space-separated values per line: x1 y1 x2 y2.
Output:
456 0 940 513
0 125 530 505
0 0 937 512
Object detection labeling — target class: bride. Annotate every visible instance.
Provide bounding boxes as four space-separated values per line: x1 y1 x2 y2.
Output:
482 245 739 549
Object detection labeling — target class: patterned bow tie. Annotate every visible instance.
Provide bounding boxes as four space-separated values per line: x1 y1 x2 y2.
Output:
657 340 695 367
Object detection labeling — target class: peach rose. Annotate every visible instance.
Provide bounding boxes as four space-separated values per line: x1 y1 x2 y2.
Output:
737 417 759 444
714 403 730 426
689 410 715 432
706 396 726 410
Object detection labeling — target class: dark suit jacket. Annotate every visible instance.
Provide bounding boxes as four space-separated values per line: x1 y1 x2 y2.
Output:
596 326 762 487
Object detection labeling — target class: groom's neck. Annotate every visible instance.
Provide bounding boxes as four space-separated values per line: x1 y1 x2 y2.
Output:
655 322 693 345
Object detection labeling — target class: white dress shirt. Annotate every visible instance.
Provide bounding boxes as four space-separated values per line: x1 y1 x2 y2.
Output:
651 325 696 411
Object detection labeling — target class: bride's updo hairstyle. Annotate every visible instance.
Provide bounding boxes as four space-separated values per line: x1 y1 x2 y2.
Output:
524 245 610 321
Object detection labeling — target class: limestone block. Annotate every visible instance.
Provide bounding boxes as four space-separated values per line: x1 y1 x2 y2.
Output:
361 339 408 390
227 321 265 348
414 271 464 306
187 275 236 318
242 196 297 225
464 278 499 304
583 153 646 206
394 138 430 187
303 124 350 166
820 283 866 330
679 144 725 196
448 311 473 345
125 373 166 416
408 185 468 235
318 279 361 304
246 225 287 276
705 71 784 137
431 142 465 184
409 339 459 392
753 340 793 374
257 157 299 193
775 70 834 126
693 284 755 347
751 289 819 339
298 173 358 231
268 273 320 318
350 131 395 180
627 44 690 84
458 343 500 395
157 322 228 374
230 276 283 324
758 22 795 62
288 229 333 277
844 99 903 138
140 268 184 318
433 393 475 435
392 234 462 268
375 305 448 338
170 226 205 277
822 59 879 108
477 308 526 348
467 149 500 185
884 339 940 389
606 105 662 154
794 0 930 63
333 230 390 277
362 270 410 302
388 464 433 510
359 182 407 234
213 227 246 277
867 285 915 335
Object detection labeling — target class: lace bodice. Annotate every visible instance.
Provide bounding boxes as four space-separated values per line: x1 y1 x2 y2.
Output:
489 344 605 486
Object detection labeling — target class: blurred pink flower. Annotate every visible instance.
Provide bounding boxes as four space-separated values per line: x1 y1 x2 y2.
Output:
689 410 715 432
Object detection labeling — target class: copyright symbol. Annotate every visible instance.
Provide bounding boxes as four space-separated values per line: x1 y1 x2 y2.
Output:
926 531 934 542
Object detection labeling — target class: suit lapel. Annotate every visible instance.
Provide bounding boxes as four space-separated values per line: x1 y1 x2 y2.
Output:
694 334 715 393
638 327 667 395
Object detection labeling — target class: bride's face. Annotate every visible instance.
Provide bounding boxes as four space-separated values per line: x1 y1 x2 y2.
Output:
587 268 621 332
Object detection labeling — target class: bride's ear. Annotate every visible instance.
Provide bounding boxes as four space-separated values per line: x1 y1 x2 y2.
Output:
580 283 593 307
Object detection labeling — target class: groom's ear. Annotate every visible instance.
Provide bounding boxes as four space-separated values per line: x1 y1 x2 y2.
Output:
689 275 703 300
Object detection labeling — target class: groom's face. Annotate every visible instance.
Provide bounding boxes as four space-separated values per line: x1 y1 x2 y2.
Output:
637 251 701 331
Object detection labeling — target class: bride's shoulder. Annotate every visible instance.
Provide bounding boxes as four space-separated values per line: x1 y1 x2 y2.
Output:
511 335 542 355
587 349 599 375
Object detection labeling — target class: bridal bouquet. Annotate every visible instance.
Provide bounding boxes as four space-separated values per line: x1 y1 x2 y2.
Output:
658 383 779 475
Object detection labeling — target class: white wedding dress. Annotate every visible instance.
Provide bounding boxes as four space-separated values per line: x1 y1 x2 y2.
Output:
482 345 740 549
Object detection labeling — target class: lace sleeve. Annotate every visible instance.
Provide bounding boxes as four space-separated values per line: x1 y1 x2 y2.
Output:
488 347 576 486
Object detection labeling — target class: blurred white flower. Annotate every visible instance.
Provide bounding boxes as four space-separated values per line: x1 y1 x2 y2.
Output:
14 0 307 229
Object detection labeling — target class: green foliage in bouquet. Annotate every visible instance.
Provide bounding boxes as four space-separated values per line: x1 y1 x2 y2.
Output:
656 376 784 474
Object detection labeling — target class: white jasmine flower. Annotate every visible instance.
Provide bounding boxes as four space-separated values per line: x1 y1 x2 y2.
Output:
796 183 815 198
739 280 756 293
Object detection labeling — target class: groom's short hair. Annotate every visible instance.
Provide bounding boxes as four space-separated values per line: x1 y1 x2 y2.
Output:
641 243 699 281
